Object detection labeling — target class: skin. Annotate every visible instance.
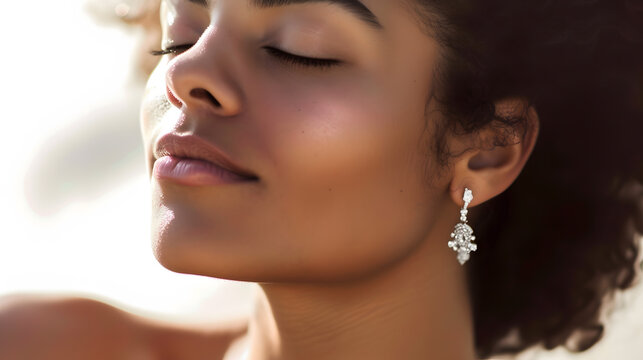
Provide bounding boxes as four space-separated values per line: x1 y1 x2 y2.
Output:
0 294 246 360
136 0 542 359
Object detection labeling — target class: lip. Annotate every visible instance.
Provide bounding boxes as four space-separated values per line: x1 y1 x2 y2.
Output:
153 133 259 183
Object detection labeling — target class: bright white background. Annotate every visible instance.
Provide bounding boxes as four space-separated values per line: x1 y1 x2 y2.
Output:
0 1 640 359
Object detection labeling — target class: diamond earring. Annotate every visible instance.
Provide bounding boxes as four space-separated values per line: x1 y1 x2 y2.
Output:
448 188 477 265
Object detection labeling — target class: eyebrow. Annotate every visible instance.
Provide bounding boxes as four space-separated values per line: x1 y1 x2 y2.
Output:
187 0 383 30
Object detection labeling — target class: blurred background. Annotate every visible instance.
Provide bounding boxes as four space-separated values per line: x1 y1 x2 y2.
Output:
0 0 255 327
0 0 640 359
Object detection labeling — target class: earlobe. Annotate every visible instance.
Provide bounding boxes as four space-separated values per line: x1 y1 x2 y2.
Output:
449 98 540 208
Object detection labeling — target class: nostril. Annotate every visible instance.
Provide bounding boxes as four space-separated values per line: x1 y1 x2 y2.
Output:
190 88 221 107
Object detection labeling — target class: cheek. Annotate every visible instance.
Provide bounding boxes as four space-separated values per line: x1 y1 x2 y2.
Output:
140 65 161 136
140 61 173 175
250 77 435 278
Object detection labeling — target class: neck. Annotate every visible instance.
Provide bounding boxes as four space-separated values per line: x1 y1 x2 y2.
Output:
239 210 476 360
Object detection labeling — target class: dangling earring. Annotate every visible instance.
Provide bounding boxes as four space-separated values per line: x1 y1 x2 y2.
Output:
448 188 477 265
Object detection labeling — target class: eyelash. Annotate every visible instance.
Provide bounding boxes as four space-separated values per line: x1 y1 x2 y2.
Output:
149 44 193 56
149 45 341 70
262 46 340 70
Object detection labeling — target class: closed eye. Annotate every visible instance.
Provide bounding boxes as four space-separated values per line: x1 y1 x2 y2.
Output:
263 46 341 70
150 44 342 71
149 44 194 56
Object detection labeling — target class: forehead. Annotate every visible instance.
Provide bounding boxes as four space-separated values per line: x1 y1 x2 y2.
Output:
249 0 383 30
162 0 433 56
172 0 424 32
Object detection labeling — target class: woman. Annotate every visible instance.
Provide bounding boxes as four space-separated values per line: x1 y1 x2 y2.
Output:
2 0 642 359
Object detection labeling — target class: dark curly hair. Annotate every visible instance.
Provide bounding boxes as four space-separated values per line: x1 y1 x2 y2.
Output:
407 0 643 357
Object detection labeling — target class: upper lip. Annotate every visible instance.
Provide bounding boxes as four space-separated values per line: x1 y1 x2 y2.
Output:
154 133 258 179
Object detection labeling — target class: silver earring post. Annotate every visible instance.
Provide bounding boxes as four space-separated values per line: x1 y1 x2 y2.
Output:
448 188 477 265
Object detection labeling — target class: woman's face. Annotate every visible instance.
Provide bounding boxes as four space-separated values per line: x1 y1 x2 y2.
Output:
140 0 447 282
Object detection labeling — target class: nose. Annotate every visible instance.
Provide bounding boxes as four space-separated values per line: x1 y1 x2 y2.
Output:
165 25 242 117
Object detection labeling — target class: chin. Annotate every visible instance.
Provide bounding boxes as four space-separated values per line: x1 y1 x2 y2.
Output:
150 223 419 285
148 188 429 284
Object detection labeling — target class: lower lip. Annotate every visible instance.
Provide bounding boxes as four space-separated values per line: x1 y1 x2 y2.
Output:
153 156 257 186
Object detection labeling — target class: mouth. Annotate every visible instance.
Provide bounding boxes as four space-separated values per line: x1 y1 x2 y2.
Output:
153 133 259 186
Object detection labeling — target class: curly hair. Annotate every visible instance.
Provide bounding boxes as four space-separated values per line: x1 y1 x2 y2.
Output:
407 0 643 357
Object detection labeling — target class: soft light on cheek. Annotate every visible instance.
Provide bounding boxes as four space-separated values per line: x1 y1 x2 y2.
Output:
309 87 420 179
144 60 168 99
302 99 390 174
142 62 173 118
304 83 385 144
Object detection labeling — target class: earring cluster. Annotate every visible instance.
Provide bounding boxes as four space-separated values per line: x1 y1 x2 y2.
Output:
448 188 477 265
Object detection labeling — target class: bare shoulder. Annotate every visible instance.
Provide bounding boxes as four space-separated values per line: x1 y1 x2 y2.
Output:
0 294 155 360
144 315 249 360
0 294 248 360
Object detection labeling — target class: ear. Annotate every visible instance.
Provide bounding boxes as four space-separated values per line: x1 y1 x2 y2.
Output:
448 97 540 208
